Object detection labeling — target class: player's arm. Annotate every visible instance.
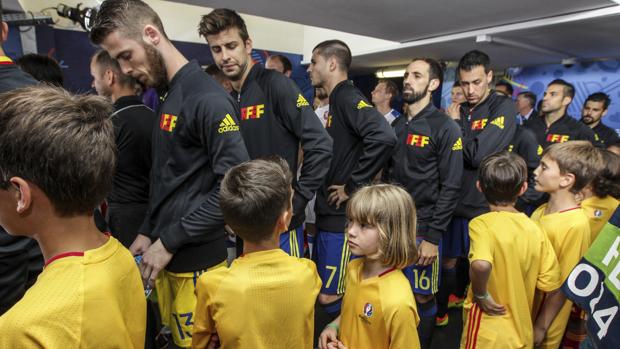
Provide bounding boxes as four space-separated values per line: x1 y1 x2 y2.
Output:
388 305 422 349
468 220 505 315
427 120 463 245
319 315 341 349
158 98 250 254
192 277 217 349
271 75 333 226
462 100 517 168
533 289 565 346
343 98 397 195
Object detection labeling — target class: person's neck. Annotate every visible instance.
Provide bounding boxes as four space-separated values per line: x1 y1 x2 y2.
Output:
242 233 279 255
110 87 136 104
376 103 391 116
519 107 533 117
489 203 519 213
324 74 348 97
546 190 579 214
31 215 108 262
587 119 600 129
160 41 189 83
0 47 6 57
361 257 392 280
544 109 566 127
469 88 491 110
581 187 595 200
319 100 329 107
232 59 255 92
407 95 431 120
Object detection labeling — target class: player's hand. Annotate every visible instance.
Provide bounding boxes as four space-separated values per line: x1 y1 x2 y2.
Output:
318 326 339 349
534 324 547 347
417 240 438 266
327 341 347 349
474 294 506 316
140 239 173 288
447 103 461 120
129 234 152 256
328 185 349 210
206 333 220 349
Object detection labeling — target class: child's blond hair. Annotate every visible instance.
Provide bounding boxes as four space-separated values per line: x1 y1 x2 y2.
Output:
542 140 601 194
346 184 418 269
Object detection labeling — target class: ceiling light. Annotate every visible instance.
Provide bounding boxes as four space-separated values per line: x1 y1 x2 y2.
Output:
375 68 406 79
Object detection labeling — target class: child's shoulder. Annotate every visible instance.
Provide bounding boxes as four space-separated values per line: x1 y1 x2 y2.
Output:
378 270 416 310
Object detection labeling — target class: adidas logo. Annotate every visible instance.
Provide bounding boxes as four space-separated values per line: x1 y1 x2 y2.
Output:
357 100 372 109
296 94 310 108
452 137 463 151
490 116 505 129
537 145 543 156
218 114 240 133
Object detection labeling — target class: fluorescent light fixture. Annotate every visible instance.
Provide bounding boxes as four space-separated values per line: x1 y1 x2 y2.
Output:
612 0 620 5
375 68 406 79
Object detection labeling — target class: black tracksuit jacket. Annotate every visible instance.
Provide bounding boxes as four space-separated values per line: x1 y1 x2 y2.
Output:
315 80 397 232
384 102 463 244
139 61 249 272
525 113 599 149
455 91 517 219
234 64 332 229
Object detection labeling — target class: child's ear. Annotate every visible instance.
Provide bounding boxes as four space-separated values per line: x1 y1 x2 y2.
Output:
276 208 292 234
560 173 576 190
475 180 482 193
518 181 528 197
10 177 32 213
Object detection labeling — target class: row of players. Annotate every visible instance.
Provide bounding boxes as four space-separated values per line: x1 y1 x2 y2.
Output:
0 0 618 348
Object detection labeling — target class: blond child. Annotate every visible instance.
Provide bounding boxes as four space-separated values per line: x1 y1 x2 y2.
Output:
319 184 420 349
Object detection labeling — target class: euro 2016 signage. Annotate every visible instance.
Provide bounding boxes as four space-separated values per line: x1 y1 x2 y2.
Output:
562 208 620 349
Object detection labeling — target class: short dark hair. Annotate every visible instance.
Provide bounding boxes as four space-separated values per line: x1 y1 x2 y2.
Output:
0 86 115 216
378 79 399 101
198 8 249 42
268 54 292 74
518 91 537 108
543 141 599 194
220 157 293 243
15 54 64 87
412 57 444 86
90 0 168 45
313 40 352 72
548 79 575 99
478 151 528 205
458 50 491 73
92 49 136 88
495 80 513 96
585 92 611 110
591 149 620 199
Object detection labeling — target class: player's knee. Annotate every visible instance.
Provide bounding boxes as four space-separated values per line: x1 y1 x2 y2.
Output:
442 257 457 269
318 293 341 305
414 293 434 304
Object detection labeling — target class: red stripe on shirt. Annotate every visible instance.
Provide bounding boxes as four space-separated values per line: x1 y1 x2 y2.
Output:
471 304 483 349
465 304 477 349
558 206 580 213
44 252 85 268
378 267 396 277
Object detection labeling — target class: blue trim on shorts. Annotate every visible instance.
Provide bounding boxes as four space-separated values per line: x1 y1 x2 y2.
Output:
279 226 305 257
443 217 470 258
402 236 442 295
313 230 352 295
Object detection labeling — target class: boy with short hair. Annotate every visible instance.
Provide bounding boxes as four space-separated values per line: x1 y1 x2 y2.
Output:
530 141 596 349
0 85 146 348
192 157 322 349
460 151 561 349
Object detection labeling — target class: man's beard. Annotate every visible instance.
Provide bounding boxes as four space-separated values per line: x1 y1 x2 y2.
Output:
402 83 429 104
581 115 596 125
143 42 168 91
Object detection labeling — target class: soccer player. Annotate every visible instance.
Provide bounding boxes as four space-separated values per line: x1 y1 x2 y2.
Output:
525 79 598 149
0 4 41 315
307 39 397 317
437 50 517 325
90 49 155 248
319 184 420 349
580 148 620 242
199 8 332 258
508 125 544 214
580 92 620 147
530 141 595 349
192 157 321 348
460 151 561 349
265 54 293 77
383 58 462 348
90 1 249 347
0 85 146 348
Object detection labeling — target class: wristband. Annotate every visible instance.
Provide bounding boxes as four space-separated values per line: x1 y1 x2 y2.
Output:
327 322 339 333
474 292 490 300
